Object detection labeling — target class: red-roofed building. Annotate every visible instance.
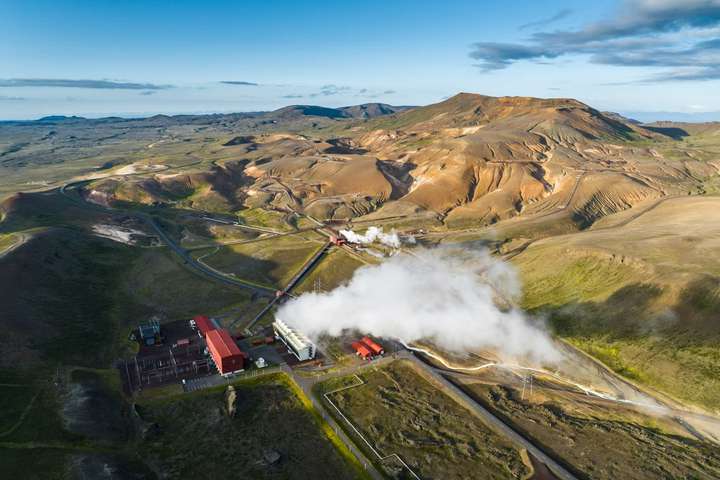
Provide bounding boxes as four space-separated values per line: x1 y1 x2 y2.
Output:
351 341 373 360
194 315 217 338
206 329 246 375
361 336 384 356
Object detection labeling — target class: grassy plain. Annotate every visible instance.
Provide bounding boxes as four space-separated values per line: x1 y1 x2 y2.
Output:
458 379 720 480
317 360 530 480
137 373 366 480
294 247 368 293
514 196 720 411
194 231 327 289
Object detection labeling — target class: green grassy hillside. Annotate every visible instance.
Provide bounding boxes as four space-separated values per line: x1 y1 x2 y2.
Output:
137 374 365 480
514 197 720 411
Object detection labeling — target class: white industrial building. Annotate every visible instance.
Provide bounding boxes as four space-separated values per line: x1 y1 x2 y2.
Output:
272 319 316 361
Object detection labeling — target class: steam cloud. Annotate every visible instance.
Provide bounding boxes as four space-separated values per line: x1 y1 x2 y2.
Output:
339 226 403 248
278 246 562 363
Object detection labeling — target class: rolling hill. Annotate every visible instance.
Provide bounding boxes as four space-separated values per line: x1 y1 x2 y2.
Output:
2 92 720 416
81 93 716 231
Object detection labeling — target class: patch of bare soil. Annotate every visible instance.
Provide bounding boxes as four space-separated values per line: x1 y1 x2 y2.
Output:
61 370 129 443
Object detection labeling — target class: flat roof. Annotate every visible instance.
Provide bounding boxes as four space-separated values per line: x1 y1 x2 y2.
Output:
206 329 242 359
361 336 384 354
352 341 372 357
194 315 217 335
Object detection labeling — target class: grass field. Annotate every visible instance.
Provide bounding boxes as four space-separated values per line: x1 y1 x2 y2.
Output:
0 448 71 480
0 366 155 479
514 196 720 411
178 220 262 248
194 232 327 289
0 394 76 479
0 233 17 253
0 369 83 459
0 188 261 367
122 247 254 322
317 360 530 480
236 207 295 232
0 187 288 477
0 119 231 199
458 379 720 480
0 190 108 233
137 373 365 480
0 384 37 435
294 248 368 293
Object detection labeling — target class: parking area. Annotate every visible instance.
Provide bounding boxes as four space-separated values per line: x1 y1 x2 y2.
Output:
183 374 228 392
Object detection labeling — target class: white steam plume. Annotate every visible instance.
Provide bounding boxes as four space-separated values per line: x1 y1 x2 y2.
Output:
278 247 562 363
339 226 403 248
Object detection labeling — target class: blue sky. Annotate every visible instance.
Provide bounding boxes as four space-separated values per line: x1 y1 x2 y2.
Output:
1 0 719 120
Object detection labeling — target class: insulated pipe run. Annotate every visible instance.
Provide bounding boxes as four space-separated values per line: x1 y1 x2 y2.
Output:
400 340 669 413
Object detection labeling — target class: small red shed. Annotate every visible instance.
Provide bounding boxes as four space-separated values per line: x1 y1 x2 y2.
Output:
361 336 385 356
351 341 373 360
330 234 346 246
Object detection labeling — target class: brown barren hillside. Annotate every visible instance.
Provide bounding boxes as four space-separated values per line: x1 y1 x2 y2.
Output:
84 93 717 230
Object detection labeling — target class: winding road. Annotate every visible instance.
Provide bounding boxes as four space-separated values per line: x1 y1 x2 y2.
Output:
59 180 276 296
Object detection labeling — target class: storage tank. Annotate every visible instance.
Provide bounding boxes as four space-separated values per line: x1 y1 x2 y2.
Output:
361 336 385 356
352 341 373 360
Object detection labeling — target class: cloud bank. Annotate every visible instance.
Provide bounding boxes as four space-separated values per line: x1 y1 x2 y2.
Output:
309 84 352 97
470 0 720 81
220 81 259 86
278 247 562 363
0 78 174 90
519 8 573 30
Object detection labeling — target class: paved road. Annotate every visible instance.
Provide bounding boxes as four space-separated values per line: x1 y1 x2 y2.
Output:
201 214 284 235
144 216 275 295
182 367 283 393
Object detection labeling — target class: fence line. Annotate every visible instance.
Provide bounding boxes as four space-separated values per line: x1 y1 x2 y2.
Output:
323 375 422 480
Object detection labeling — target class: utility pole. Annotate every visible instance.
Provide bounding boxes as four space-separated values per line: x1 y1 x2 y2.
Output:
529 374 533 401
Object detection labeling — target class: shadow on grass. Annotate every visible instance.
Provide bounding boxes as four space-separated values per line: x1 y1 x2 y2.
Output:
534 279 720 406
0 204 276 368
545 279 720 340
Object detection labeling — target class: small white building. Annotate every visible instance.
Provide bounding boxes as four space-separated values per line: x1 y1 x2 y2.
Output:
272 319 316 361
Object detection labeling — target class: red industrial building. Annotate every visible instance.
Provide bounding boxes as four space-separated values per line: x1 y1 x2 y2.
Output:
351 341 373 360
361 336 385 356
329 234 346 246
194 315 217 338
206 328 247 375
